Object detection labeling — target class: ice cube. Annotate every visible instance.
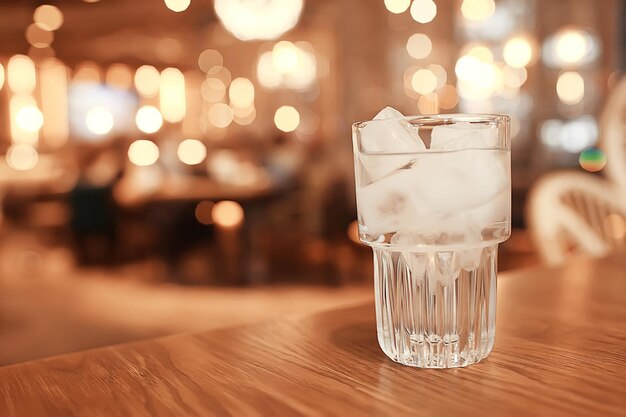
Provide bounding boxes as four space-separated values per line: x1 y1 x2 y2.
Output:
466 187 510 229
430 122 499 150
391 215 483 280
358 107 425 181
356 168 424 237
412 149 507 215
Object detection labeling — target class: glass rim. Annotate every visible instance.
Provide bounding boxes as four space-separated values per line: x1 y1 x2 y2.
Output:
352 113 510 129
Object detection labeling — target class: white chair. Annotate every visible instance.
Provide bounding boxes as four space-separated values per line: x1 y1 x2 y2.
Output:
527 171 626 265
600 76 626 188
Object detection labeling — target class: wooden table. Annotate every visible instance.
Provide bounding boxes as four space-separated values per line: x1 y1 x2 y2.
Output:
1 255 625 416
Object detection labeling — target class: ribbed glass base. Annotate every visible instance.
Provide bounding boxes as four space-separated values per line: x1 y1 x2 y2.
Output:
373 244 498 368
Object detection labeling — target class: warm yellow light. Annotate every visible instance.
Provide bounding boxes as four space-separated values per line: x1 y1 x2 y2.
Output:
198 49 223 73
74 61 101 83
234 107 256 126
6 144 38 171
418 93 439 114
8 55 36 93
257 52 282 89
427 64 447 88
411 69 437 95
406 33 432 59
201 78 226 102
211 200 244 228
461 0 495 22
208 103 233 128
503 36 533 68
195 201 214 225
555 30 588 65
502 66 528 88
159 67 186 123
272 41 299 74
128 140 159 167
556 71 584 105
274 106 300 132
384 0 410 14
9 94 39 144
229 77 255 108
213 0 304 41
437 84 458 110
26 23 54 48
34 5 64 31
410 0 437 24
455 55 483 80
466 44 493 62
106 64 133 90
16 106 44 132
456 56 501 100
0 63 4 90
604 214 626 240
134 65 160 97
85 107 114 135
177 139 207 165
164 0 190 12
40 59 69 147
135 105 163 134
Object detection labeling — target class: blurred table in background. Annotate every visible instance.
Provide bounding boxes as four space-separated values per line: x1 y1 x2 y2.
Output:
1 253 624 416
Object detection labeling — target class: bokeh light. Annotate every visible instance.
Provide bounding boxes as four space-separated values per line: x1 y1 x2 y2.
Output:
134 65 160 97
0 63 4 90
578 147 606 172
8 55 36 93
26 24 54 48
135 105 163 134
198 49 223 73
85 107 114 135
211 201 244 228
411 69 438 94
201 78 226 102
74 61 101 83
461 0 495 22
177 139 207 165
128 140 159 166
106 64 133 90
164 0 190 12
437 84 459 109
195 201 214 225
208 103 234 128
502 66 528 88
427 64 447 88
274 106 300 132
410 0 437 24
16 106 44 132
555 29 588 65
257 43 317 91
556 71 584 105
603 213 626 240
384 0 410 14
214 0 304 41
503 36 534 68
159 67 186 123
6 144 38 171
229 77 255 108
406 34 432 59
418 94 438 114
466 44 493 62
33 5 64 31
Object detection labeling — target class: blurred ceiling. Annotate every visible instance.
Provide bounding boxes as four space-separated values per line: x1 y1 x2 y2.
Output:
0 0 226 68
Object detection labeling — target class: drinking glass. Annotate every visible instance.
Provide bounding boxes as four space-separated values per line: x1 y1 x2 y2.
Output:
352 114 510 368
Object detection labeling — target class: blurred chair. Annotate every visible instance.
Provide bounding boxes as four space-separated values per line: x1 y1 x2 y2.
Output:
527 172 626 265
600 76 626 188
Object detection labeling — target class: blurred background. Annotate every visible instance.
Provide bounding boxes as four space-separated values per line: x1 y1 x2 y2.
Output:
0 0 624 365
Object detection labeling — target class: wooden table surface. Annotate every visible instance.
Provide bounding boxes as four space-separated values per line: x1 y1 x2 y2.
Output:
1 255 626 417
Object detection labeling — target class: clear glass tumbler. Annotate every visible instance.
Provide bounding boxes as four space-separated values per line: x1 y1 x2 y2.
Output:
352 114 511 368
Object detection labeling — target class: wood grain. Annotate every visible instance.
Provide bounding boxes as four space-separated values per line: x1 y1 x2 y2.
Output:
1 254 626 417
